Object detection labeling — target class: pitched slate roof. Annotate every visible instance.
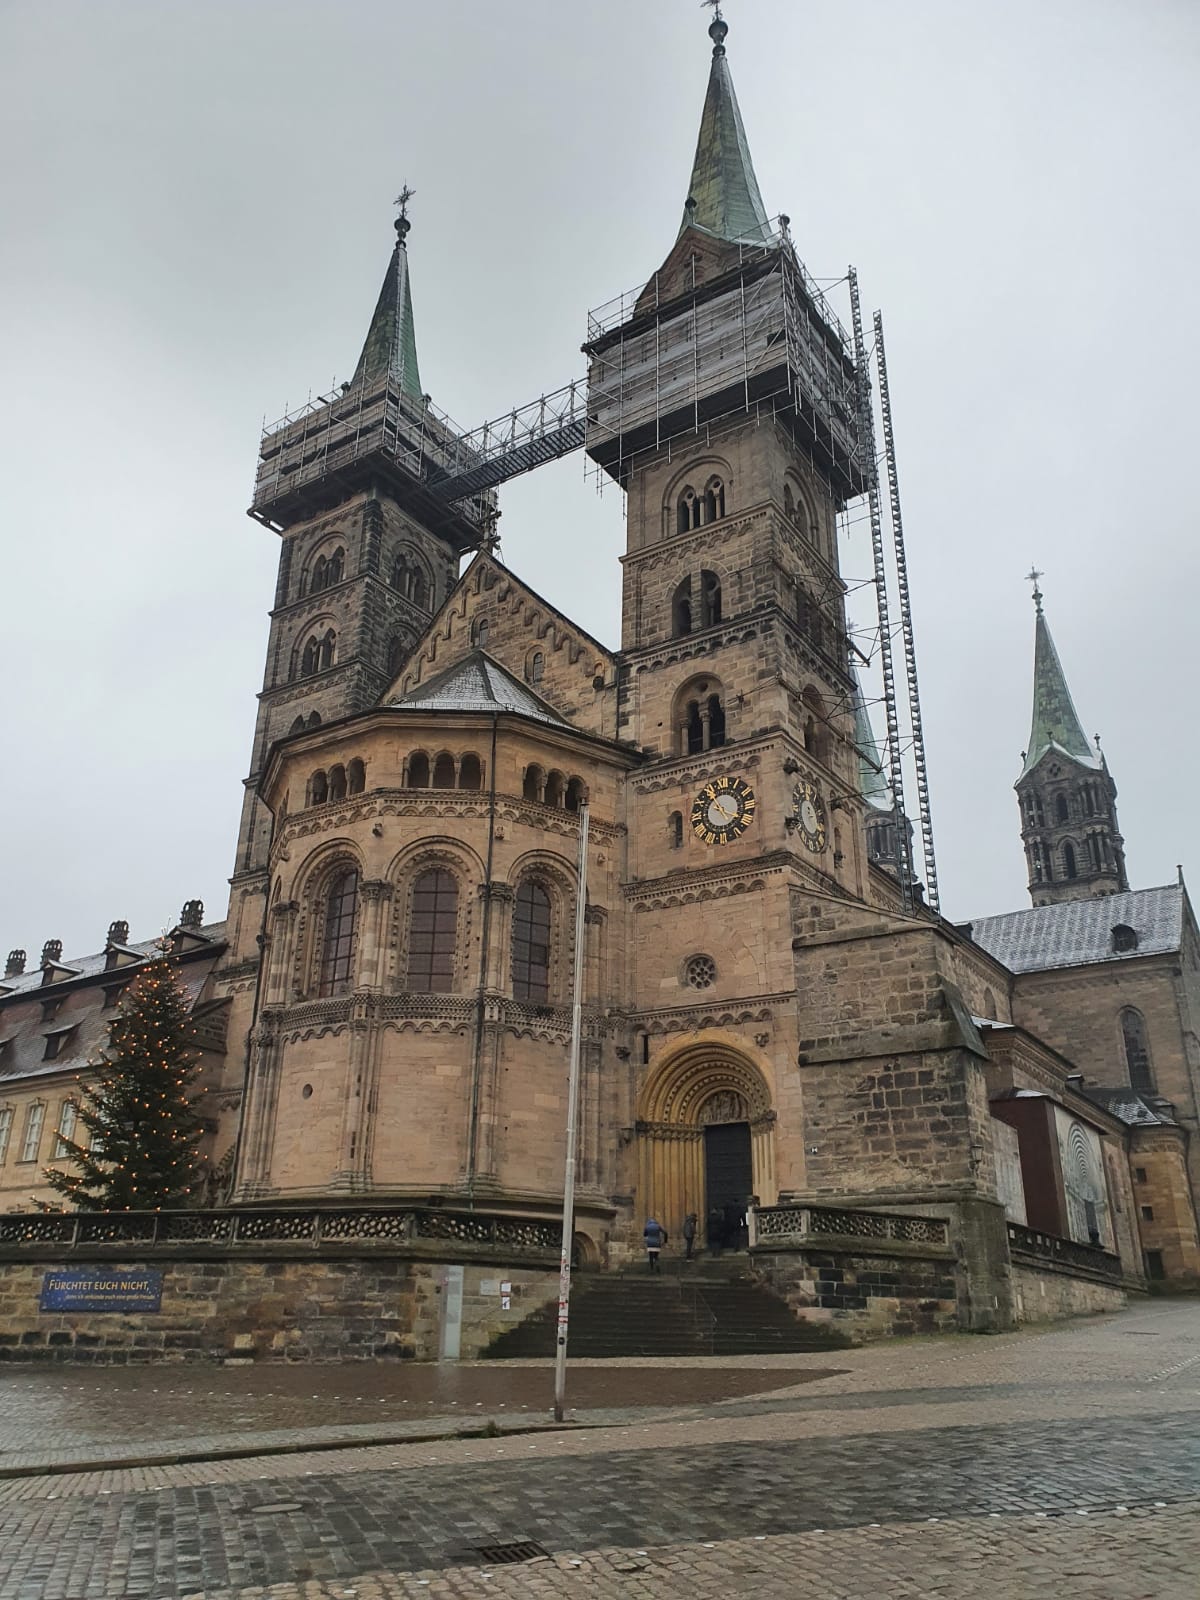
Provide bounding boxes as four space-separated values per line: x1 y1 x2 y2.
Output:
969 884 1183 975
389 650 572 729
1085 1086 1179 1127
679 16 772 245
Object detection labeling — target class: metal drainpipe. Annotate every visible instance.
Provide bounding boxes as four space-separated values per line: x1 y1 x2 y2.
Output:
227 802 276 1203
466 712 500 1206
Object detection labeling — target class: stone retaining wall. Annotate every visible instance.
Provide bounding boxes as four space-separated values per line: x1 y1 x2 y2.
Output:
751 1243 960 1339
1010 1260 1127 1324
0 1256 558 1364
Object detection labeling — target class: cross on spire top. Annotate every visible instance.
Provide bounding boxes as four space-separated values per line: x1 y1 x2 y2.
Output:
393 184 415 242
1026 566 1044 614
701 0 728 52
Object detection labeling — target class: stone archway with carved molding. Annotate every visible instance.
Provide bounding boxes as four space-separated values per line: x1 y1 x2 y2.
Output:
636 1042 777 1240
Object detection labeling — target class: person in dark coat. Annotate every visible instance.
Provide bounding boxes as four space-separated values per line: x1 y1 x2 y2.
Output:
707 1206 724 1256
682 1212 698 1260
643 1217 667 1272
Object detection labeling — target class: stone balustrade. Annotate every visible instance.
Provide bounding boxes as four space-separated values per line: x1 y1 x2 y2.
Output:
0 1206 560 1260
749 1202 950 1250
1006 1221 1123 1282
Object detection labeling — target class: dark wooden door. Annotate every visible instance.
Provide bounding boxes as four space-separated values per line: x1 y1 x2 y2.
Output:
704 1121 753 1214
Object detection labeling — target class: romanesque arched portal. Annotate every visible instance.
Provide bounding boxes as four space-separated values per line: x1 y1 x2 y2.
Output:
636 1044 776 1237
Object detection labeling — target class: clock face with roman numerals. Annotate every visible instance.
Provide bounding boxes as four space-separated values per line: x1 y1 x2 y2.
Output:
690 776 756 845
792 779 828 852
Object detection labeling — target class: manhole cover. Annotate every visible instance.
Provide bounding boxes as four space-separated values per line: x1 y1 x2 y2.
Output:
475 1540 549 1565
247 1501 305 1515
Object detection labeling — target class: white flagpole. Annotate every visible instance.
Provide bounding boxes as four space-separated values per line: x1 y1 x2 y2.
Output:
553 801 589 1424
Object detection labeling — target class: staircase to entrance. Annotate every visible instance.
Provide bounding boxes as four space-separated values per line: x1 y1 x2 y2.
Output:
482 1256 850 1358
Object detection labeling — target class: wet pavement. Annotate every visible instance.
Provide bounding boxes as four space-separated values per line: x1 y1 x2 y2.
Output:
2 1301 1200 1597
0 1361 842 1472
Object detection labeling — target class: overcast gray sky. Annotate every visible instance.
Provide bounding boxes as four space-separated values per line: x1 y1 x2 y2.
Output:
2 0 1198 959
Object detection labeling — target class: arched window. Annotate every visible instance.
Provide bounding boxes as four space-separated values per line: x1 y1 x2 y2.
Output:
565 776 587 812
392 552 429 608
432 752 456 789
1121 1008 1154 1091
1055 793 1070 824
700 570 722 627
1063 842 1078 879
677 488 700 534
327 765 347 803
459 753 482 791
311 555 327 593
669 811 683 849
406 751 431 788
406 869 459 993
347 758 365 796
307 711 321 730
704 477 725 523
472 618 490 649
528 651 545 685
310 547 345 593
512 881 552 1004
1088 834 1103 870
308 770 328 807
523 764 544 803
317 869 359 997
679 680 726 756
544 770 565 808
386 635 408 677
672 578 693 637
1112 924 1138 954
289 716 306 735
319 629 336 671
300 636 320 678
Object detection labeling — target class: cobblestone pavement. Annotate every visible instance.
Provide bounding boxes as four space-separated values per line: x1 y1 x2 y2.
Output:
1 1300 1199 1597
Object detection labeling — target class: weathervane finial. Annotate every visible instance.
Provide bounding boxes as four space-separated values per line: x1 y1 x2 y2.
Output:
702 0 728 53
1026 566 1044 615
393 184 415 242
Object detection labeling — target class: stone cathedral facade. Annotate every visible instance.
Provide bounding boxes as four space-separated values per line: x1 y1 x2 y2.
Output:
3 16 1200 1335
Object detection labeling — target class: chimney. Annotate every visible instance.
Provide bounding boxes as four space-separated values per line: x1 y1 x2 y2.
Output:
179 899 204 929
4 949 25 978
41 939 63 969
107 919 130 948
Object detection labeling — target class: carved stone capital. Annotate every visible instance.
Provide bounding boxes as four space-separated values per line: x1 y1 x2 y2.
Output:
269 898 300 921
479 882 514 904
359 879 394 903
584 904 607 926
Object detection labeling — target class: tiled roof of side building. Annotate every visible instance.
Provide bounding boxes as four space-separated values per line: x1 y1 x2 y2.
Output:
967 885 1183 975
1085 1087 1179 1127
0 923 226 1000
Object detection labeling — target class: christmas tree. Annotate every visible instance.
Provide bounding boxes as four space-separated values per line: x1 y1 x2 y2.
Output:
44 946 207 1211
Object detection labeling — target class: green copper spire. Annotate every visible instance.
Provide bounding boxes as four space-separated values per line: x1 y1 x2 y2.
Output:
1021 574 1099 778
351 189 422 399
851 665 891 809
679 10 772 245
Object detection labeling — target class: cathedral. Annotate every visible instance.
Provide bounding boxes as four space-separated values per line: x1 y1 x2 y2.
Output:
2 13 1199 1345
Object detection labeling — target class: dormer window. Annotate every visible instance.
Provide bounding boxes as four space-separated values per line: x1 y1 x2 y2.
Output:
1112 924 1138 954
43 1024 77 1062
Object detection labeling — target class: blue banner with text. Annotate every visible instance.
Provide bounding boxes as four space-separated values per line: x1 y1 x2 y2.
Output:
39 1269 163 1314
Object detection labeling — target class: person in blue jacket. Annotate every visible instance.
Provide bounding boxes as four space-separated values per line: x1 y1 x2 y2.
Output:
643 1217 668 1272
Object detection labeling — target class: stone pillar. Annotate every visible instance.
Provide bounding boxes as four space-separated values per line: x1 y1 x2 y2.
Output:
954 1195 1016 1332
235 1014 282 1197
357 879 394 992
265 900 299 1006
333 993 376 1191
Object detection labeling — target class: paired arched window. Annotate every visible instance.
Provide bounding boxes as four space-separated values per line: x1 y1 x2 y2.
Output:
317 869 359 996
512 880 552 1004
1120 1007 1153 1091
328 765 347 803
347 759 365 795
392 552 429 608
299 628 336 679
676 479 728 535
310 547 345 593
677 679 727 757
406 869 459 993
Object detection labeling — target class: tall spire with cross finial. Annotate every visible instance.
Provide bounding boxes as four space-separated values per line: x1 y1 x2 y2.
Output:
350 185 423 399
1015 574 1127 904
679 1 771 244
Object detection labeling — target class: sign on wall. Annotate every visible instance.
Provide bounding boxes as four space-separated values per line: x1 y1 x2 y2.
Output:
39 1269 163 1314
